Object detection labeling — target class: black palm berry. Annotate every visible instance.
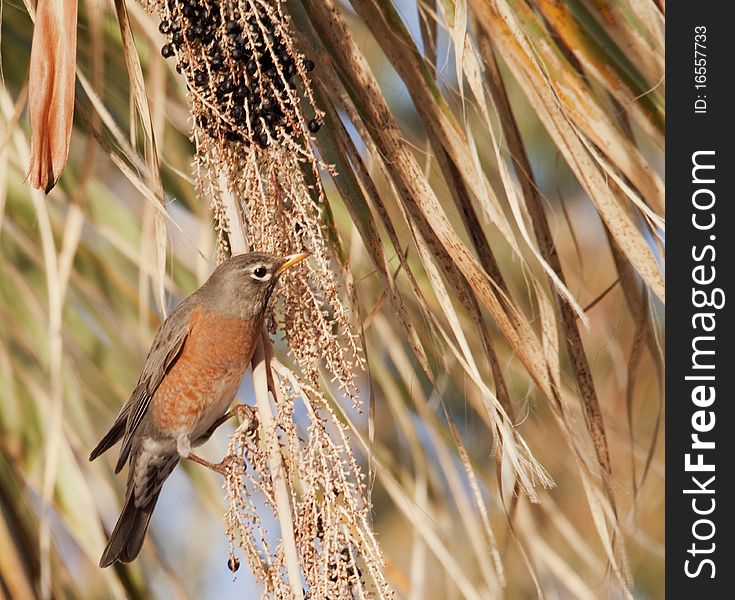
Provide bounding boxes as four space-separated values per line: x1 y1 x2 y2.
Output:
159 20 170 34
226 21 242 35
260 54 274 70
231 46 244 60
171 6 318 150
228 556 240 572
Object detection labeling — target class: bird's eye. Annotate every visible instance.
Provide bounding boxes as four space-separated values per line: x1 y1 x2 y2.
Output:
252 266 268 279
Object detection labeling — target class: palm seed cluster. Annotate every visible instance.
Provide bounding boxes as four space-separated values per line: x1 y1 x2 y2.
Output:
156 0 320 147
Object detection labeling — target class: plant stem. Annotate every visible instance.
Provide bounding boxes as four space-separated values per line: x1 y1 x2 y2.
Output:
219 171 304 598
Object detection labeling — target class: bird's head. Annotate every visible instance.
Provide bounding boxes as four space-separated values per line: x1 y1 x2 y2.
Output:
202 251 310 319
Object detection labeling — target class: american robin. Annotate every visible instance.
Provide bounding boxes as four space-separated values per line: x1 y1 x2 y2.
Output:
89 251 309 567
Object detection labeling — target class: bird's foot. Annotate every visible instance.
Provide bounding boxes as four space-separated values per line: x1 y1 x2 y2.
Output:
234 404 258 435
201 404 258 441
215 454 247 476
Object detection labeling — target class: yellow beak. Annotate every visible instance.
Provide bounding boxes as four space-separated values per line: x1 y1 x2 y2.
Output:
276 252 311 275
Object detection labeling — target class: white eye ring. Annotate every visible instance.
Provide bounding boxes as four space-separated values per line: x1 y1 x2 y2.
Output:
251 265 271 281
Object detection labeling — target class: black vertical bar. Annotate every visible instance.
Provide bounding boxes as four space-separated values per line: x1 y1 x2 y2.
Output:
667 4 734 597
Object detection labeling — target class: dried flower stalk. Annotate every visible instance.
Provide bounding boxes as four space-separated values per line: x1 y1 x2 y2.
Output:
223 360 391 598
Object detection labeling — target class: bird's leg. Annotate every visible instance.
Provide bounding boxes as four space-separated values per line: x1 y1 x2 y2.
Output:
177 434 245 476
179 407 257 476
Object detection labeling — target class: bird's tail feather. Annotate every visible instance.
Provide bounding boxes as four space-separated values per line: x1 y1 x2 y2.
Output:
99 489 160 567
100 446 179 567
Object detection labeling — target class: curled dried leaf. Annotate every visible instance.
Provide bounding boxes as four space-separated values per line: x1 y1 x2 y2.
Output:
28 0 78 193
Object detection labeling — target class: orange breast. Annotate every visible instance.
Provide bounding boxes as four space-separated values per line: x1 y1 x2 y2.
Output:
151 306 262 435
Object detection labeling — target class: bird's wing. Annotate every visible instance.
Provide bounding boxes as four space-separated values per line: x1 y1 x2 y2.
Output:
89 297 196 469
114 299 197 472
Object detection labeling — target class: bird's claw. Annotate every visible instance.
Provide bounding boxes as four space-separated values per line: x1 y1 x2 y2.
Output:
235 404 258 436
214 454 246 476
186 452 246 476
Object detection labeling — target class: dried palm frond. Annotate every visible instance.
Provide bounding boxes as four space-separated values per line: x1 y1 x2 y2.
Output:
27 0 78 192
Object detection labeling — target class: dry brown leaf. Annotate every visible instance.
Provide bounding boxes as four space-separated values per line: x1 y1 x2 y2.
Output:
28 0 78 193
